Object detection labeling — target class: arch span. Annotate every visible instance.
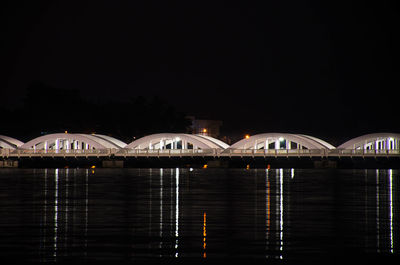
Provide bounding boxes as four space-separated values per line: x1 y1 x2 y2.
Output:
338 133 400 150
227 133 335 151
0 135 24 149
92 134 127 148
20 133 116 150
126 133 227 150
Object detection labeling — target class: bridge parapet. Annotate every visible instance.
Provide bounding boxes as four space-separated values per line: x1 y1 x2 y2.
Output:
1 148 399 159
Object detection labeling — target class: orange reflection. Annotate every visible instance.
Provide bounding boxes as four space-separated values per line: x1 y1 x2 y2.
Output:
203 212 207 258
267 178 270 230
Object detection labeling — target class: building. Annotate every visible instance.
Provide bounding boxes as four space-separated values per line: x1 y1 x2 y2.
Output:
186 116 223 139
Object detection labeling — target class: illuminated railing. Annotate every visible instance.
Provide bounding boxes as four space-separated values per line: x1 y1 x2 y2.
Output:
116 148 222 156
1 148 399 157
5 149 115 156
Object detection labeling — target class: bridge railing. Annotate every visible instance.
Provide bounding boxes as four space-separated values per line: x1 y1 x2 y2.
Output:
6 149 115 155
225 149 325 155
333 149 400 156
117 148 223 156
1 148 399 157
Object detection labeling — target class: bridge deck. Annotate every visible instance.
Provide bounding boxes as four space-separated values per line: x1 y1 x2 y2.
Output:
1 148 400 158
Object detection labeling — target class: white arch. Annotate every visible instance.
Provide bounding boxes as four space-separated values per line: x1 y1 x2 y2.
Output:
0 135 24 149
227 133 334 150
20 133 111 150
337 133 400 150
125 133 224 149
92 134 127 148
298 134 335 149
195 134 230 149
76 134 121 149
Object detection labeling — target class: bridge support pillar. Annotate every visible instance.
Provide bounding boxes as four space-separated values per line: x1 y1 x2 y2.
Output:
182 140 186 150
74 140 79 150
275 139 280 150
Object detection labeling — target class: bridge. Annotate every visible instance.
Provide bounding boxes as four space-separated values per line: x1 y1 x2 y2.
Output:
1 132 400 168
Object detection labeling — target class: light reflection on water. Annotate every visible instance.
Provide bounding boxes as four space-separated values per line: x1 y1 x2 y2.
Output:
0 168 398 263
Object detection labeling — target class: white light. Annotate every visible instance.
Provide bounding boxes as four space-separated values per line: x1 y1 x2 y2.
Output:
175 168 179 257
54 169 59 258
389 169 393 253
279 137 284 142
175 137 180 141
189 168 193 172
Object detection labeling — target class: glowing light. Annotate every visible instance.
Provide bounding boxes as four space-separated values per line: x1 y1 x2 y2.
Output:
160 168 163 254
91 165 96 169
246 164 250 170
267 164 271 170
245 134 250 139
175 168 179 258
279 137 284 142
64 131 68 134
278 168 283 259
203 164 208 169
54 169 59 259
202 128 207 133
203 212 207 258
189 168 193 172
389 169 393 253
203 212 207 237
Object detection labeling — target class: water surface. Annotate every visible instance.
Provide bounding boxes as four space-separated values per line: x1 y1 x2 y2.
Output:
0 168 398 263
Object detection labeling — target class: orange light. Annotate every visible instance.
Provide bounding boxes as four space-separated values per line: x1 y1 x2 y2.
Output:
267 164 271 169
65 131 68 134
203 212 207 237
245 134 250 139
267 179 270 230
203 212 207 258
202 128 207 133
246 164 250 170
91 165 96 169
203 164 208 169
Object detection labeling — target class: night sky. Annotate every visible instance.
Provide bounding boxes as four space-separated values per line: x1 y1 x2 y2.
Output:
2 1 400 144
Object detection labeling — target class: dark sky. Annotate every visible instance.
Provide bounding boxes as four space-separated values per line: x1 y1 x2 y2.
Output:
2 1 399 142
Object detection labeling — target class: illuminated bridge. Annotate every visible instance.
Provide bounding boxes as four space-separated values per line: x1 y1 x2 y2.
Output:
1 132 400 168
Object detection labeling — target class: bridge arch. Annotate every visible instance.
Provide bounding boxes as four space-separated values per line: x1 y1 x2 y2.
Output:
0 135 24 149
91 134 127 148
126 133 227 150
19 133 118 150
227 133 335 151
337 133 400 150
